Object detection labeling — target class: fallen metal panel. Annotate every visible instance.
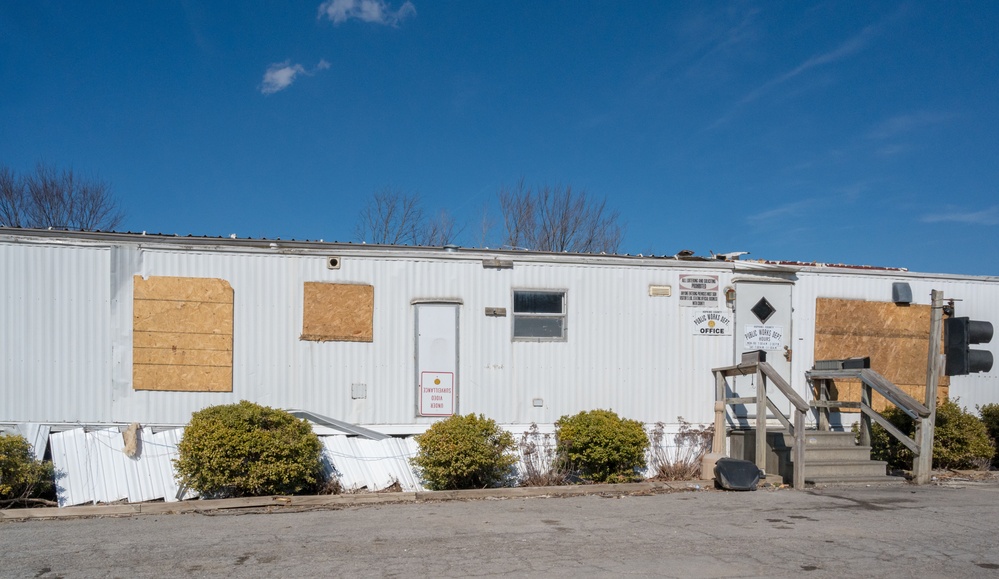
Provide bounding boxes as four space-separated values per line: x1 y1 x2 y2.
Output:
49 429 95 507
14 423 51 461
290 411 389 440
49 427 194 507
320 436 423 492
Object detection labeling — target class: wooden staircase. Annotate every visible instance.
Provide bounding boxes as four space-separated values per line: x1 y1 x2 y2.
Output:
729 429 905 485
714 353 932 489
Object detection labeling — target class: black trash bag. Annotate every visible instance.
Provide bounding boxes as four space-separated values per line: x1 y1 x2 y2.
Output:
714 457 762 491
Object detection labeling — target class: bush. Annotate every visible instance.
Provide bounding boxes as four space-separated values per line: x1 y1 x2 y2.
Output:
865 405 913 471
555 409 648 483
411 413 517 490
977 403 999 466
0 434 54 504
174 401 324 498
867 399 994 471
934 400 994 469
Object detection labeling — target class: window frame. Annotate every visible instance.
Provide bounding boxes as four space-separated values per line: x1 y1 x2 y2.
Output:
511 289 568 342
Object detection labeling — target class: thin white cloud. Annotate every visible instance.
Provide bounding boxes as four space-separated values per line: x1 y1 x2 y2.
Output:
318 0 416 26
866 111 954 140
922 206 999 226
746 199 817 225
739 25 876 106
259 60 331 95
709 25 878 129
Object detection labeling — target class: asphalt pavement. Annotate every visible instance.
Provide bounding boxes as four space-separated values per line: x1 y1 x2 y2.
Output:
2 480 999 578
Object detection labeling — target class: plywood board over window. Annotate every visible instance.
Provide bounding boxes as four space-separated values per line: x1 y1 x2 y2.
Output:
814 298 948 411
301 282 374 342
133 276 234 392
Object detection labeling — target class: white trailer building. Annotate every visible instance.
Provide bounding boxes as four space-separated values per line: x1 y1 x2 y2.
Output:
2 228 997 435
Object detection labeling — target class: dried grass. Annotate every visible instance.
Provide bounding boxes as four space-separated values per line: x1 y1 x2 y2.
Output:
518 423 572 486
648 418 714 481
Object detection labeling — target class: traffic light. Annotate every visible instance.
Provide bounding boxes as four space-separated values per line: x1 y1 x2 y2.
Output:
944 317 994 376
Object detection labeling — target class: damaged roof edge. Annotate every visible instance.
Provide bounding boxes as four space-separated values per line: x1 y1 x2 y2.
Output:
2 227 995 280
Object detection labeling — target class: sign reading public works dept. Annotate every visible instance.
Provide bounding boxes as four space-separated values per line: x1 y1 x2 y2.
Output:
691 310 732 336
743 325 785 351
420 371 454 416
678 274 720 307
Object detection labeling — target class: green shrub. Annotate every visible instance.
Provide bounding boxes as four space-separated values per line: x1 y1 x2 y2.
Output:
0 434 54 503
555 409 649 483
411 413 518 490
977 403 999 466
934 400 994 469
867 399 994 470
174 401 324 498
864 406 913 471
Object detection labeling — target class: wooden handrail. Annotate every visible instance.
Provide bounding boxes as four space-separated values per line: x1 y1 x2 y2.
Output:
806 365 933 484
806 369 930 419
759 362 810 413
713 359 807 490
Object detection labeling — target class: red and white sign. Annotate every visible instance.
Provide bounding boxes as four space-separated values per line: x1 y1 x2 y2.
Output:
420 371 455 416
678 274 720 307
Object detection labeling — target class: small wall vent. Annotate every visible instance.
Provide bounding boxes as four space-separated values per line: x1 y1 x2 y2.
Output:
892 282 912 304
327 256 341 270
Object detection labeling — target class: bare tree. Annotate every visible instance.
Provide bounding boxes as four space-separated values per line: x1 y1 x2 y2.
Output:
498 182 623 253
0 163 124 231
354 189 424 245
0 166 26 228
354 189 463 246
420 209 462 246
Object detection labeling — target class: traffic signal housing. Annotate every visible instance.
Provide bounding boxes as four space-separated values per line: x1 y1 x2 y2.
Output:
944 317 994 376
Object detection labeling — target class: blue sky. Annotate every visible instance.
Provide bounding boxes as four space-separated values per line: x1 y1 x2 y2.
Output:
2 1 997 275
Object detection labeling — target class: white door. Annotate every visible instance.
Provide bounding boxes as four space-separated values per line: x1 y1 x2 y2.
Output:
415 303 459 417
735 281 793 416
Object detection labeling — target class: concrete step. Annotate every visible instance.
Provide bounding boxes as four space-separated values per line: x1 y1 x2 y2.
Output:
803 460 889 479
802 445 874 462
805 474 907 486
801 431 858 447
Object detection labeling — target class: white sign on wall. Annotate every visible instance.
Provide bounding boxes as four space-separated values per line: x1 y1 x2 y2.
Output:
420 371 455 416
678 274 720 307
690 310 732 336
743 324 785 351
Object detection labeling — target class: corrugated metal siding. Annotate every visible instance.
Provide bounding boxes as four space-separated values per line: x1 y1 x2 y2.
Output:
0 243 112 423
792 271 999 411
103 246 734 427
49 427 193 507
12 423 51 460
4 232 998 430
43 423 716 505
321 436 423 492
